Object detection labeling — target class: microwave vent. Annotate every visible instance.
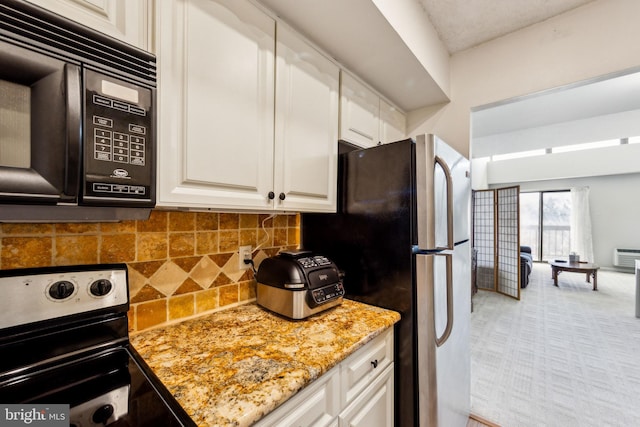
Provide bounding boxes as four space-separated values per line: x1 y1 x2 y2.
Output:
0 0 156 86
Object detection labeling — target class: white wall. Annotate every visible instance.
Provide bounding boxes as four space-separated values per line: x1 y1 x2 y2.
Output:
473 109 640 158
404 0 640 271
491 173 640 269
409 0 640 158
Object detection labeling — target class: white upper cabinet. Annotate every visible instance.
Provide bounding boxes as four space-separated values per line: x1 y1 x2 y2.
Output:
340 72 406 148
340 72 380 148
25 0 150 50
379 98 407 144
156 0 338 212
156 0 275 211
274 24 339 212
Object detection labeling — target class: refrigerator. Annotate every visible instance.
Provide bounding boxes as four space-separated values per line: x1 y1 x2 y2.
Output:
302 134 471 427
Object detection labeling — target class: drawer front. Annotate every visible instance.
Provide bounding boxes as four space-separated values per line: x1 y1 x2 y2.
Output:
340 328 394 405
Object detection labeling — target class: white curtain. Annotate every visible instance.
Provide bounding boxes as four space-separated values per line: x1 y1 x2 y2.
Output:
570 187 594 262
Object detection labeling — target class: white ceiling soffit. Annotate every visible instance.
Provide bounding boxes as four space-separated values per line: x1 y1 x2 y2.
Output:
257 0 449 111
471 70 640 157
419 0 596 54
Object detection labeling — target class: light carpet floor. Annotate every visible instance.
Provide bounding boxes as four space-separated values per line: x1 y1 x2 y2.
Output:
470 263 640 427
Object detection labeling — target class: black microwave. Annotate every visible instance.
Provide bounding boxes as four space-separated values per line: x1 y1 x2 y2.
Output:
0 0 156 222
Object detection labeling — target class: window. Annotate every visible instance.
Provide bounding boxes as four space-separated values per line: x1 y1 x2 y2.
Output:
551 139 619 153
491 149 546 161
519 191 571 261
628 136 640 144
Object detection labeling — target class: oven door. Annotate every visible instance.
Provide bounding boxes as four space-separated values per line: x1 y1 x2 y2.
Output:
0 38 81 204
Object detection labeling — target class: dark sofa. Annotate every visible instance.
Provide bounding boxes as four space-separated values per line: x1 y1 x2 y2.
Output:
520 246 533 288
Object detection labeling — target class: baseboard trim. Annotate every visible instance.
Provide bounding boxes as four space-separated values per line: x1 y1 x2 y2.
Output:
469 413 501 427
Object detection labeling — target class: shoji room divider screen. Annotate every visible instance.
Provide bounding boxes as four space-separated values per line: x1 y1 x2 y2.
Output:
472 186 521 300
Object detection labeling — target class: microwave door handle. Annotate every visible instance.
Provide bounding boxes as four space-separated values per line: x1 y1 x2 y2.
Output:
64 64 82 197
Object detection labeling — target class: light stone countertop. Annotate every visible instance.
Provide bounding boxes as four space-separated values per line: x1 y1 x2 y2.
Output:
130 299 400 427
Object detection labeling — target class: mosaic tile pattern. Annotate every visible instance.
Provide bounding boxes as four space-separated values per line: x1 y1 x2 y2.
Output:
0 211 300 332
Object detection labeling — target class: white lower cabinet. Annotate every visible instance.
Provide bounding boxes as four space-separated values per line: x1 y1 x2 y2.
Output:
339 364 394 427
256 366 341 427
255 328 394 427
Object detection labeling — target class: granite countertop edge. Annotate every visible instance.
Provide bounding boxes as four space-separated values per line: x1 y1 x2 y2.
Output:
130 299 400 427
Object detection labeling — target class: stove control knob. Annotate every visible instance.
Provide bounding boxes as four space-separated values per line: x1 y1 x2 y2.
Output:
49 281 75 300
92 404 114 424
90 279 113 296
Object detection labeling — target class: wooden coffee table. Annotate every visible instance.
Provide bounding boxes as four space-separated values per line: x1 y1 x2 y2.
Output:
548 259 600 291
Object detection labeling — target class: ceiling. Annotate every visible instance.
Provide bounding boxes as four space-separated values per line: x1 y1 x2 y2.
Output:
258 0 635 143
257 0 601 111
471 70 640 157
258 0 450 111
473 71 640 139
418 0 597 53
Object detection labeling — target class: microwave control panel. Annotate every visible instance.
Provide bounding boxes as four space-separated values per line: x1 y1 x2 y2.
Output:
83 69 154 206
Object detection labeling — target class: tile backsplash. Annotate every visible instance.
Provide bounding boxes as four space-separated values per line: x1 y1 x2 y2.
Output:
0 211 299 332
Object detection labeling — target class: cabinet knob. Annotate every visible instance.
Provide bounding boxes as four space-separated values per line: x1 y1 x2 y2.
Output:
371 359 378 369
279 192 286 201
268 191 275 200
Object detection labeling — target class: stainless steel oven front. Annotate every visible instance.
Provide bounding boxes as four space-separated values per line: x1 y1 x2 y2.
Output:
0 264 194 427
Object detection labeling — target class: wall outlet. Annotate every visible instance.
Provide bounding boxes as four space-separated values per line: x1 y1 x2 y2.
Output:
239 245 252 270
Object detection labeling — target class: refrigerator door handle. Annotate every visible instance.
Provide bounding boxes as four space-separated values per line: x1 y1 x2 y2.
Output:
434 155 455 346
435 155 454 251
415 136 454 251
435 252 454 347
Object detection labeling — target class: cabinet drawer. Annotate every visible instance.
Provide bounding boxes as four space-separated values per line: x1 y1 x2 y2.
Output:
340 328 394 405
254 365 340 427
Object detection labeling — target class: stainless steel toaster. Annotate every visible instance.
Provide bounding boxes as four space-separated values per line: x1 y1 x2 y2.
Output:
255 250 344 320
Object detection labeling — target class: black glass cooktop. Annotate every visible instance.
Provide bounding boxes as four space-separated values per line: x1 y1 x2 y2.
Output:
0 346 193 427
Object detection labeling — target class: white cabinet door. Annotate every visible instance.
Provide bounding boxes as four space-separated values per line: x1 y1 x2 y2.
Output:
339 364 394 427
25 0 150 50
156 0 276 210
274 24 339 213
340 72 379 148
379 98 406 144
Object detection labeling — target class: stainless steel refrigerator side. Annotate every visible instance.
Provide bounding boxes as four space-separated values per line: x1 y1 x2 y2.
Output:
302 137 470 427
415 135 439 427
416 252 439 427
443 241 471 427
415 135 435 251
